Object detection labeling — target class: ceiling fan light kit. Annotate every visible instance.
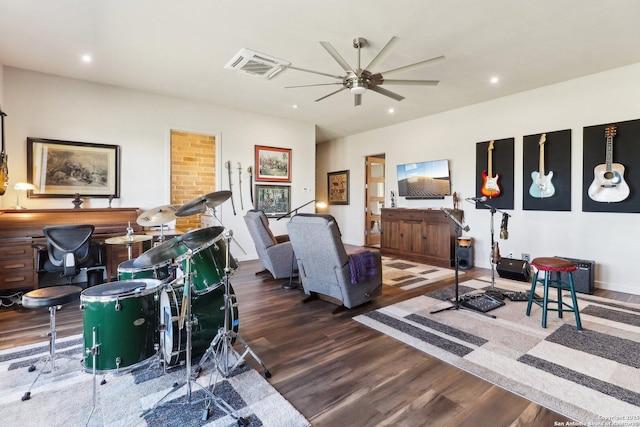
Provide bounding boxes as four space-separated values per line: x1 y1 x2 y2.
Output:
285 36 444 106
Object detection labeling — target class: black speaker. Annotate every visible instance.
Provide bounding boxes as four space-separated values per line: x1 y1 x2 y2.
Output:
496 258 531 282
457 246 474 270
555 256 595 294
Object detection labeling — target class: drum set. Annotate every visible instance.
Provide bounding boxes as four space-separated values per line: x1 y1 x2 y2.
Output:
79 191 267 423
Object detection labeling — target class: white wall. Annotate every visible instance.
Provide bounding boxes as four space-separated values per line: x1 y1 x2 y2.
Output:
2 67 316 261
318 62 640 295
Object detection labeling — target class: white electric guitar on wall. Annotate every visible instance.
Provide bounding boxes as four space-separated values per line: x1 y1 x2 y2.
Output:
588 125 630 203
529 133 555 198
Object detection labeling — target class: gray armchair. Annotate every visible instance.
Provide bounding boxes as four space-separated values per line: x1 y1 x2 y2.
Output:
244 209 297 280
287 214 382 311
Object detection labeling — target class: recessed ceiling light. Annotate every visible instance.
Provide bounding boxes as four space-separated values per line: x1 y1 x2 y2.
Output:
81 54 92 63
490 76 499 84
388 108 395 114
292 104 299 109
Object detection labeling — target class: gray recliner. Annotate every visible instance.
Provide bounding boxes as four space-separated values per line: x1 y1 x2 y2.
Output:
287 214 382 310
244 209 297 280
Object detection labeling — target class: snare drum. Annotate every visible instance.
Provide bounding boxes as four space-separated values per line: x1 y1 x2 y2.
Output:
117 259 172 281
81 279 162 373
160 283 239 366
177 232 238 294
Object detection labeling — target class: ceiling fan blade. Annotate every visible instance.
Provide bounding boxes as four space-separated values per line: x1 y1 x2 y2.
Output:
287 65 344 80
370 86 405 102
365 36 399 72
380 55 445 77
354 93 362 106
319 41 355 74
285 82 343 89
381 79 439 86
315 87 347 102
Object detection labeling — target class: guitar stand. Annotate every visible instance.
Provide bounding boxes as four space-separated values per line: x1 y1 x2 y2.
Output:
430 217 496 319
195 230 272 380
149 250 247 425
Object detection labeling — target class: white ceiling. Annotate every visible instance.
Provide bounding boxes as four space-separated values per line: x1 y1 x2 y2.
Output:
1 1 640 143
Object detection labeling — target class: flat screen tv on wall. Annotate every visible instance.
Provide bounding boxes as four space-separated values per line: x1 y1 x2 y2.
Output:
396 159 451 199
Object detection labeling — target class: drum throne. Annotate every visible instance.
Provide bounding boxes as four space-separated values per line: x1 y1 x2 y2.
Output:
20 224 103 401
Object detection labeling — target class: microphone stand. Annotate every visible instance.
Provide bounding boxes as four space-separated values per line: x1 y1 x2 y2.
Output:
275 199 317 220
430 208 495 318
466 198 510 299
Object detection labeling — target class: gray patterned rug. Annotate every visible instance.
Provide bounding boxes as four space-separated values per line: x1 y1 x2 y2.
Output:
382 257 462 291
0 336 309 427
355 277 640 425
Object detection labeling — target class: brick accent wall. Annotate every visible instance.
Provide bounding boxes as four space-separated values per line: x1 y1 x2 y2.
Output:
171 130 216 231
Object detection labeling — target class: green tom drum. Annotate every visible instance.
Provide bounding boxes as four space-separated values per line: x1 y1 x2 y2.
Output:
176 231 238 294
117 259 172 281
81 279 162 373
160 283 239 366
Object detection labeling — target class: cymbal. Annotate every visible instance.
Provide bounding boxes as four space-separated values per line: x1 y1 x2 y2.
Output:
176 190 232 217
137 204 180 226
105 234 153 245
133 226 225 267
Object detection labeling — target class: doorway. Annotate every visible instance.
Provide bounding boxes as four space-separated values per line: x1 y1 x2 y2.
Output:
365 155 385 247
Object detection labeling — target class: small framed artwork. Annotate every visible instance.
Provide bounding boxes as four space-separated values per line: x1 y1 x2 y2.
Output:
27 138 120 198
255 145 291 182
328 170 349 205
255 184 291 217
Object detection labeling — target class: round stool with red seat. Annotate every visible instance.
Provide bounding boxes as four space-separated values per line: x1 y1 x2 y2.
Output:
525 257 582 330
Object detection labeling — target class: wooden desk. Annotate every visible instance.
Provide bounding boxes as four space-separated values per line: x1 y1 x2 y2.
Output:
0 208 143 290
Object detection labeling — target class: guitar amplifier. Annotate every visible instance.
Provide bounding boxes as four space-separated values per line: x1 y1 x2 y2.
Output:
496 258 531 282
554 256 595 294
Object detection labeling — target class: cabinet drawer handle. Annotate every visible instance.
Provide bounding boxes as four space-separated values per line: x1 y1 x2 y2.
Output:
4 262 28 270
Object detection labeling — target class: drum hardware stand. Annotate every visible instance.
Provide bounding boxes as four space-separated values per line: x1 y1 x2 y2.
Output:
150 250 245 425
205 205 247 256
430 208 497 318
225 161 237 215
195 230 272 380
237 162 244 210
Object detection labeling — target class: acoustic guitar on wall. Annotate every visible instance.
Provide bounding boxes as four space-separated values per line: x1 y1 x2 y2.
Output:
588 125 630 203
481 140 501 198
529 133 555 198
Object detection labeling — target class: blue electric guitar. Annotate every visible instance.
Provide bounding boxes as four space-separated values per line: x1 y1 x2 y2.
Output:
588 125 630 203
529 134 555 198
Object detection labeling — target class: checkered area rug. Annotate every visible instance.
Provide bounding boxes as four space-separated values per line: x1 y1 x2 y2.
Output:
0 335 309 427
355 277 640 425
382 257 461 291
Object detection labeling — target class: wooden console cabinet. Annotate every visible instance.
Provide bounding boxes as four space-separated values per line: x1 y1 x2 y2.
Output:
380 208 463 268
0 208 145 291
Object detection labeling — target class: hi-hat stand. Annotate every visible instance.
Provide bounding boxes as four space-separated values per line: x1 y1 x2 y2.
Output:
430 208 497 318
195 229 271 380
149 249 246 425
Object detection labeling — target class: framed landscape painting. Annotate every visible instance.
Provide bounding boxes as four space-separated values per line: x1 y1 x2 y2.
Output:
255 184 291 217
27 138 120 198
255 145 291 182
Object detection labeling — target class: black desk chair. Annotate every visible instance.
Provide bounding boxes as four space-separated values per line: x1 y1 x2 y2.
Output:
35 224 105 287
21 224 103 400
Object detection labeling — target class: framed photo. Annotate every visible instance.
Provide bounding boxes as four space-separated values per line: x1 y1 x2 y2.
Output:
328 170 349 205
255 185 291 217
255 145 291 182
27 138 120 198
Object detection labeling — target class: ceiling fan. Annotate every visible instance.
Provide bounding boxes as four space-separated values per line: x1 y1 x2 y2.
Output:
286 36 445 106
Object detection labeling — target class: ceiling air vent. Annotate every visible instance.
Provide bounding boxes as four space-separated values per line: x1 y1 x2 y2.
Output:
224 48 290 79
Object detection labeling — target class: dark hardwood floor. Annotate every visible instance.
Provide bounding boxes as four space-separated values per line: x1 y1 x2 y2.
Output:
2 255 639 426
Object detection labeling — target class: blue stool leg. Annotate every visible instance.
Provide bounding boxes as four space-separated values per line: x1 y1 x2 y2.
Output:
542 272 550 328
526 271 538 316
556 272 563 319
567 272 582 331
